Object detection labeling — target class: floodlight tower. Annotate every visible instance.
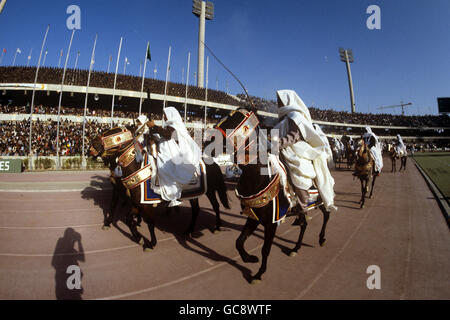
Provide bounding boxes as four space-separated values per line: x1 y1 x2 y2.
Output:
193 0 214 88
339 48 356 113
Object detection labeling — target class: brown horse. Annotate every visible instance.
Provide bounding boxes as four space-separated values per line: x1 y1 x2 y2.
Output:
387 143 407 173
215 108 331 284
89 126 230 251
353 139 378 208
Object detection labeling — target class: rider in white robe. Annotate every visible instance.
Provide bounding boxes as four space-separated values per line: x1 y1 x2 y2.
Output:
273 90 336 212
395 134 407 156
149 107 202 207
363 127 383 174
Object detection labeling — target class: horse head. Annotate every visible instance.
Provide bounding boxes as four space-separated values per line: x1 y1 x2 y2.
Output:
214 108 262 168
88 127 134 163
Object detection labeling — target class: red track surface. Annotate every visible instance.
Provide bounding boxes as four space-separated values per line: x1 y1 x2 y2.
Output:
0 159 449 300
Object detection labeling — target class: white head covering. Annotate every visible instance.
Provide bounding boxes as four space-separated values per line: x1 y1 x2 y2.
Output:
273 89 336 211
152 107 202 202
163 107 186 132
277 90 312 123
137 114 148 125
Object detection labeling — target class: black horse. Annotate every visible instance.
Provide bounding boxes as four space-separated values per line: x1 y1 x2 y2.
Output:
215 108 331 284
89 126 229 251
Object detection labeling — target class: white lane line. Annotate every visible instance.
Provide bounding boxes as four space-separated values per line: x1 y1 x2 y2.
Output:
95 212 321 300
0 236 176 257
0 223 103 230
294 191 377 300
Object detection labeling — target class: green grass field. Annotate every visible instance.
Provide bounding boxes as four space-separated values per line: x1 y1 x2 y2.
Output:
413 152 450 203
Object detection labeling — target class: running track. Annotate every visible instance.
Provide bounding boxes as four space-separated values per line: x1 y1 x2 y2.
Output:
0 158 448 300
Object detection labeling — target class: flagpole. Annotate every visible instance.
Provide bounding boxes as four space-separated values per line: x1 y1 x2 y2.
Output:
74 51 79 69
0 50 4 66
139 41 150 116
162 46 171 119
28 25 50 170
107 54 111 73
12 49 18 66
56 29 76 169
58 49 63 68
26 48 32 67
82 33 97 169
184 52 190 122
204 56 208 130
111 37 123 127
42 50 48 67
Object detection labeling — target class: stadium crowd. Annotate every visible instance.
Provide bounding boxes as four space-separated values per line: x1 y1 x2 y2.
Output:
237 94 449 127
0 66 243 107
0 118 113 156
1 66 448 127
1 65 449 156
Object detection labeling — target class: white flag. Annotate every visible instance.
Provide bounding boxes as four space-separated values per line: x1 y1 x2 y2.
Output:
17 48 21 53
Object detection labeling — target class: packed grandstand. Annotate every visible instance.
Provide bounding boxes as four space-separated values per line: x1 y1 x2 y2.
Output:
0 66 448 158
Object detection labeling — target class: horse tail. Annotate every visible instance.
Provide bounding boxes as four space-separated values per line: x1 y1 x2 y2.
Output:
216 170 231 209
206 160 230 209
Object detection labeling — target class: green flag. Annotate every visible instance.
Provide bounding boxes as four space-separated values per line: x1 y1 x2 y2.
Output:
146 43 151 61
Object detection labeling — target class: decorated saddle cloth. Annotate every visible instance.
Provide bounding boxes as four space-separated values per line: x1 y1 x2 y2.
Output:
237 154 321 224
268 154 323 212
140 152 207 205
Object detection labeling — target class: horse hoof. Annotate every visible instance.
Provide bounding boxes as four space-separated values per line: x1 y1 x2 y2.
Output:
143 247 153 252
360 204 365 209
289 251 297 257
101 225 110 231
213 229 221 234
250 279 261 285
319 239 327 247
138 237 144 245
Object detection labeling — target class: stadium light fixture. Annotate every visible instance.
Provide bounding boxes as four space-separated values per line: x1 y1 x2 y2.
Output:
193 0 214 88
339 47 356 113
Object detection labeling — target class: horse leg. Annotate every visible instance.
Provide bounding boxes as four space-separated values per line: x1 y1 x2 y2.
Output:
251 223 277 284
369 174 377 199
103 186 119 229
185 199 200 236
126 207 144 244
142 213 157 251
360 178 367 208
206 191 222 233
319 206 330 246
236 218 259 264
289 213 308 256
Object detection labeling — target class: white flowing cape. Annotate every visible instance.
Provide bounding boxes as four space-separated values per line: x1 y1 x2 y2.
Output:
152 107 202 201
274 90 336 211
363 127 384 172
396 134 407 155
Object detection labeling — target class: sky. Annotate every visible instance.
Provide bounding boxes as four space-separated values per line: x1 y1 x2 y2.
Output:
0 0 449 116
